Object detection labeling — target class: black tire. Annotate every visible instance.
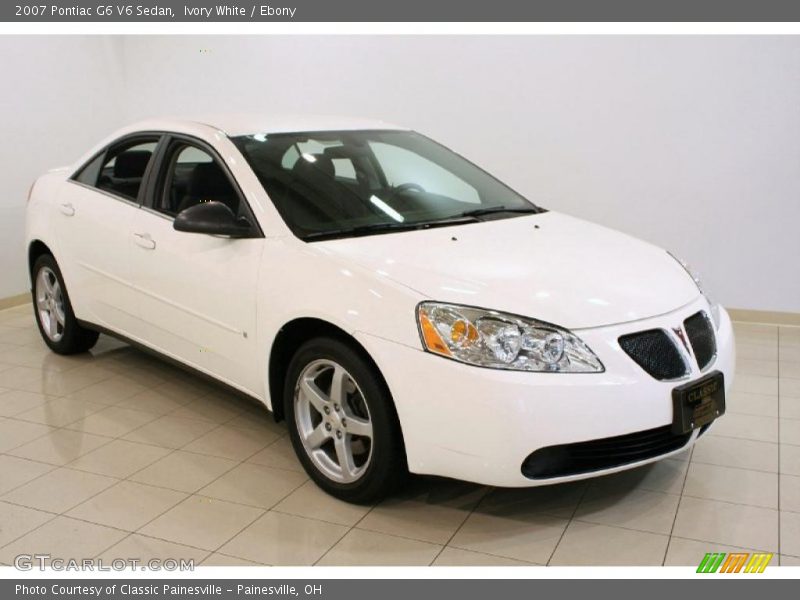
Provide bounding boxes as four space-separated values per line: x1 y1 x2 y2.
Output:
284 337 407 504
31 254 99 355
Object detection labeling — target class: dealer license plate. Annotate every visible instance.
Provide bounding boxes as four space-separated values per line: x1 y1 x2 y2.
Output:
671 370 725 434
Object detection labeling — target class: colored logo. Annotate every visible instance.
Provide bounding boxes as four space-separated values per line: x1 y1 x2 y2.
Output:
697 552 773 573
673 326 691 355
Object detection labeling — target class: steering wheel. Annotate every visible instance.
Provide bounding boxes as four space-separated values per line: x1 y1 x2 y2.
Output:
393 182 425 194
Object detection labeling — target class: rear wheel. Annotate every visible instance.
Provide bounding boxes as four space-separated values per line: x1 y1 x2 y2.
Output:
32 254 99 354
285 337 406 503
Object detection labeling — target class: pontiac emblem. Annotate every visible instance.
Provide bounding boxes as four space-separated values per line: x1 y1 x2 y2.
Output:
673 327 691 354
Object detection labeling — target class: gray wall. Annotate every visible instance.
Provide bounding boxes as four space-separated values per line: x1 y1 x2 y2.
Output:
0 36 123 299
3 36 799 312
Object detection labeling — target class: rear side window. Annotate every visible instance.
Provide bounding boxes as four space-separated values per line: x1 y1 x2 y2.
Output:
74 153 104 186
73 136 160 202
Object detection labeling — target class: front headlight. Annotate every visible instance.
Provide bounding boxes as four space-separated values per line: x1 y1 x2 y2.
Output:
416 302 604 373
668 252 722 330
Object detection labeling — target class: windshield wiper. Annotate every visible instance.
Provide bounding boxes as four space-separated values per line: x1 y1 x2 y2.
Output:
457 205 540 219
302 217 477 242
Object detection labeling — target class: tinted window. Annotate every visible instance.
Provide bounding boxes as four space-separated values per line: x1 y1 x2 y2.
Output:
96 140 158 201
74 153 104 186
232 130 539 240
156 142 240 217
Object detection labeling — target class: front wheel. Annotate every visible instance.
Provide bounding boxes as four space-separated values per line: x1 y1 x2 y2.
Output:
285 337 406 504
31 254 99 354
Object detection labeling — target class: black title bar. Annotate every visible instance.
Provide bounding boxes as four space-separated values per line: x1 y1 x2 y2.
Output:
5 0 800 22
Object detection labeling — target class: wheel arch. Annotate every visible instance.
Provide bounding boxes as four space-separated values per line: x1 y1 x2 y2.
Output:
28 240 54 283
267 317 391 423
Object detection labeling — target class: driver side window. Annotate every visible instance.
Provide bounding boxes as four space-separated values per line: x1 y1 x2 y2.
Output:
155 142 241 217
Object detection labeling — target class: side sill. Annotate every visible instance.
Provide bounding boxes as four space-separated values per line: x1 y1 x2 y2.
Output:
77 319 273 418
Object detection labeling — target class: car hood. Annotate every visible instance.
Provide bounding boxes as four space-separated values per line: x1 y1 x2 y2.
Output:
317 211 700 330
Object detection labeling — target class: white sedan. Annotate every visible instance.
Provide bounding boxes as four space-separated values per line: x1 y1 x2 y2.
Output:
25 115 734 503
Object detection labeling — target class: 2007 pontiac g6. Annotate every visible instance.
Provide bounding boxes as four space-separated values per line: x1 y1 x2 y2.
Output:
26 115 733 502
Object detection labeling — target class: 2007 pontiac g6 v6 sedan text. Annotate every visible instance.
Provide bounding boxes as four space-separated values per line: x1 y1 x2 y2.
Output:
25 115 734 503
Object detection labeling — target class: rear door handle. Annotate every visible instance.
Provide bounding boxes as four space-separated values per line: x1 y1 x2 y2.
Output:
59 202 75 216
133 232 156 250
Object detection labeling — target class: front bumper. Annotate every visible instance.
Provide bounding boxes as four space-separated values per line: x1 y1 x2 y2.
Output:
356 296 735 487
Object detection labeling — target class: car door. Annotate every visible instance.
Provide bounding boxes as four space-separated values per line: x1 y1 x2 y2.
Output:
56 135 162 338
129 135 264 394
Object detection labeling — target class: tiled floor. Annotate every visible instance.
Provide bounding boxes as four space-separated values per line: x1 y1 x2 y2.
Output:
0 302 798 567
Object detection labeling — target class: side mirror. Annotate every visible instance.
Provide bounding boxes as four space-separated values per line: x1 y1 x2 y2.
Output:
173 201 253 238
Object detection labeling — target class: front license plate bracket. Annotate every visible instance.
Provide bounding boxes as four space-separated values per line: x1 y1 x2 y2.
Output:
671 370 725 435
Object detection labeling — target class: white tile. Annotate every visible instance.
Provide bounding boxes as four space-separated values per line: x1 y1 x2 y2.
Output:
780 361 800 380
182 425 277 461
66 377 151 406
780 396 800 420
121 415 217 448
780 474 800 513
201 552 261 566
66 406 160 437
708 413 778 443
0 455 55 496
0 501 54 547
273 481 372 527
14 396 106 427
67 481 187 531
67 439 171 478
0 390 49 417
727 391 778 418
317 528 440 566
730 374 778 396
130 451 238 493
549 521 668 566
683 463 778 508
246 437 304 472
0 419 53 453
780 378 800 399
781 445 800 477
15 367 110 396
356 479 486 544
736 358 778 378
0 516 127 565
780 419 800 446
691 436 778 472
98 534 209 564
220 511 347 566
138 496 263 551
735 342 778 361
198 462 307 509
574 488 680 534
433 546 534 566
8 429 112 465
476 481 587 520
449 510 567 564
2 467 117 513
781 511 800 557
672 496 778 551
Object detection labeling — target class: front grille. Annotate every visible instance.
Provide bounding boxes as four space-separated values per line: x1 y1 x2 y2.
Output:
619 329 687 380
684 311 716 370
521 425 692 479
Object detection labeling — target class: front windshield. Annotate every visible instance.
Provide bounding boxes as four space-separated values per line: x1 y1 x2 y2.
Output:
232 129 541 241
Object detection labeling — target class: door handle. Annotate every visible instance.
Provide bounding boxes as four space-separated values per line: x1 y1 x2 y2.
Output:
59 202 75 216
133 232 156 250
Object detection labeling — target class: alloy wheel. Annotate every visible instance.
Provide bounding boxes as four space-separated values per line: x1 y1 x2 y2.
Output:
294 359 374 483
35 266 66 343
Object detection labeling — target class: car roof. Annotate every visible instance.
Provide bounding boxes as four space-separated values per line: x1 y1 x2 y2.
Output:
127 114 408 137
